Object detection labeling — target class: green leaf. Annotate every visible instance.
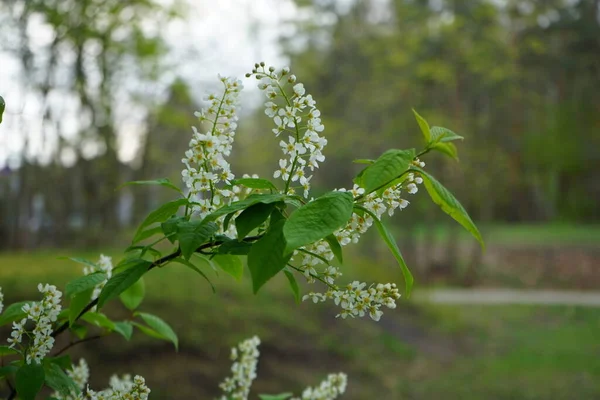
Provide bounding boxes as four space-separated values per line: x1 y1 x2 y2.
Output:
45 355 72 370
140 246 162 259
235 202 275 239
119 277 145 311
16 363 45 400
70 324 87 340
169 257 215 293
0 346 18 356
114 321 133 341
161 216 186 243
118 178 183 195
113 256 150 273
429 126 462 160
223 212 236 231
324 234 343 264
205 193 286 221
416 169 484 249
412 108 431 142
131 321 163 340
283 270 300 303
217 238 253 255
248 220 292 293
0 95 5 124
97 259 151 309
135 312 178 350
65 272 106 298
132 226 164 244
231 177 278 191
176 220 219 260
352 159 375 164
44 363 79 397
283 197 303 209
356 149 415 194
283 191 354 254
0 301 32 326
212 255 243 280
134 198 188 242
81 312 116 330
430 142 459 160
356 205 414 296
69 289 93 326
57 308 70 322
430 126 464 143
259 394 293 400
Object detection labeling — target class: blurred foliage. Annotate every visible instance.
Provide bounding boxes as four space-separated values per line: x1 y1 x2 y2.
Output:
0 0 183 248
238 0 600 224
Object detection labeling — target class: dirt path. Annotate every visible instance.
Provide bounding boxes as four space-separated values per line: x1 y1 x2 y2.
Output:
414 289 600 306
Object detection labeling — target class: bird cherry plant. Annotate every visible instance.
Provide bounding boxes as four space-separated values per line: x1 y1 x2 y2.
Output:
0 62 483 400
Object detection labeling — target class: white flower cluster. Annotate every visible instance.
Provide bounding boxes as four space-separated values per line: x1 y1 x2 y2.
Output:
217 336 348 400
218 336 261 400
53 359 90 400
248 63 327 197
84 374 151 400
304 282 401 322
182 75 243 218
292 373 348 400
297 161 425 321
0 286 4 314
52 359 150 400
82 254 113 302
7 283 62 364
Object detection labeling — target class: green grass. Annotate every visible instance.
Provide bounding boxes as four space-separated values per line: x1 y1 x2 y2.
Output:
1 249 599 399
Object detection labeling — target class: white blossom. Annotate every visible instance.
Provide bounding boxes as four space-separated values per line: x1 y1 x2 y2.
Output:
85 374 151 400
303 282 401 322
8 283 62 364
182 75 244 220
249 64 327 198
218 336 261 400
292 373 348 400
294 162 425 321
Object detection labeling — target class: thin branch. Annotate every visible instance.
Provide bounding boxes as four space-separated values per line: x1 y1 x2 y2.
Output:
287 263 338 290
54 334 106 356
51 248 181 338
6 234 265 400
52 234 263 338
354 170 411 202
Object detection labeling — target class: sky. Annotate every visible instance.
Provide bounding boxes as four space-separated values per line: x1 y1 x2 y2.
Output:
0 0 302 168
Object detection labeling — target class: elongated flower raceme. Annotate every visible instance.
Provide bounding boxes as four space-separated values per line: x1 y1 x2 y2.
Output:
247 63 327 198
182 75 243 219
292 373 348 400
0 286 3 314
299 167 424 321
217 336 348 400
7 283 62 364
218 336 261 400
51 359 150 400
243 65 426 322
83 374 151 400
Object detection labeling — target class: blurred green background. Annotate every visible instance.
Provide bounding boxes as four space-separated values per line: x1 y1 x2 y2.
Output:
0 0 599 399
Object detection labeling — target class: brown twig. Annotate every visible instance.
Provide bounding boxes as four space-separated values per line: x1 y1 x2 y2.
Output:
54 334 106 356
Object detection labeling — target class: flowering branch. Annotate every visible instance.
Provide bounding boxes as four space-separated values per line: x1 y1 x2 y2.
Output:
0 62 482 400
